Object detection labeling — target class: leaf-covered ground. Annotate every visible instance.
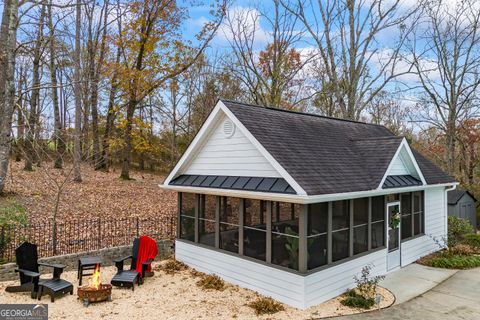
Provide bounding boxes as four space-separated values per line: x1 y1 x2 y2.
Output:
2 161 177 223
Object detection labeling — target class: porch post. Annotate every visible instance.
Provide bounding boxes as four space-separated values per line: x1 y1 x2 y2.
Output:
194 194 199 243
177 193 181 238
349 200 354 257
215 196 220 248
411 192 415 238
299 204 308 273
327 202 332 264
239 199 244 255
266 201 272 264
368 197 372 250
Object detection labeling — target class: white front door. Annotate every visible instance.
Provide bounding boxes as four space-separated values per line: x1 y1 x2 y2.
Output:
387 202 401 271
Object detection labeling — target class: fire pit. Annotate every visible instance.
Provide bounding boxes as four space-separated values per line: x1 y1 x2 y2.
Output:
77 264 112 306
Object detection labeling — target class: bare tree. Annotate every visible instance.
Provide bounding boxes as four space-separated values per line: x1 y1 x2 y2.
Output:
73 0 82 182
283 0 420 119
408 0 480 175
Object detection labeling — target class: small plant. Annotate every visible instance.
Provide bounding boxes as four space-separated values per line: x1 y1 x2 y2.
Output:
284 227 299 270
341 289 375 309
464 233 480 250
196 274 225 291
160 259 188 275
426 254 480 269
447 216 473 248
247 297 285 315
341 265 384 310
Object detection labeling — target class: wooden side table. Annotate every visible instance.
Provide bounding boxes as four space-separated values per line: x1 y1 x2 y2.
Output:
77 256 102 286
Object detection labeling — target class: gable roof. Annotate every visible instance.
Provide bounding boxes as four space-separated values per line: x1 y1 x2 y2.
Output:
222 100 455 195
448 189 477 205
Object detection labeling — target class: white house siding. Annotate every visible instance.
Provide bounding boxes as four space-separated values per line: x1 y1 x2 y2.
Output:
389 147 419 178
175 240 305 308
401 186 446 266
183 113 281 178
176 240 388 309
303 249 387 308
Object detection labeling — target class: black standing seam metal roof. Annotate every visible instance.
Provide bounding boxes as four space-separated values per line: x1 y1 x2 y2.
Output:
382 175 422 189
170 175 296 194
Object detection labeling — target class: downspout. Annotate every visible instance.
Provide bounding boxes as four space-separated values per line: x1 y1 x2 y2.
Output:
445 185 457 245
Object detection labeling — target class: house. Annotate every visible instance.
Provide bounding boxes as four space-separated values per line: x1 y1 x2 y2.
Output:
160 100 457 309
448 189 477 229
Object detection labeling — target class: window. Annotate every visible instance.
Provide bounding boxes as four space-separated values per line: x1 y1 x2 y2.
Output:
243 200 267 261
198 195 216 247
271 202 300 270
371 196 385 249
307 202 328 270
219 197 240 253
401 193 413 239
413 191 424 236
353 198 369 255
332 200 350 262
179 193 196 241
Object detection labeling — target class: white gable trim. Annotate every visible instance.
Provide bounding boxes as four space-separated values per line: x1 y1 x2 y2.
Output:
164 101 307 196
378 138 427 189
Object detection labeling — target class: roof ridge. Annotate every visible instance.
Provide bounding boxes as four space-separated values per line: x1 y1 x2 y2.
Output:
351 136 402 141
220 99 387 128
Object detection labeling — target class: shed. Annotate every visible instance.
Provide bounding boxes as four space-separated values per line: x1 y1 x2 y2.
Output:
161 100 458 309
448 189 477 229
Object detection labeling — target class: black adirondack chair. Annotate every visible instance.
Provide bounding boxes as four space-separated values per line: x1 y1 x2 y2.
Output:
110 238 154 290
5 242 74 302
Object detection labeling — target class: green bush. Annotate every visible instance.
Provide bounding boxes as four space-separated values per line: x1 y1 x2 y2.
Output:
448 216 473 247
463 234 480 249
247 297 285 315
341 290 375 309
427 254 480 269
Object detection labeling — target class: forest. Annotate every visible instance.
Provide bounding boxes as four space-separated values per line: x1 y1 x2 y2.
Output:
0 0 479 202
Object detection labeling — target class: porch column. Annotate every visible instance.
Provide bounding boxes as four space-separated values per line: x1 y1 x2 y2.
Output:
298 204 308 273
238 199 244 255
349 200 354 257
266 201 272 264
368 197 372 250
194 194 199 243
215 196 220 248
327 202 332 264
177 193 181 238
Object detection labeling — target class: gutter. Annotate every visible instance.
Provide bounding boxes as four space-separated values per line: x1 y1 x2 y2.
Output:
445 184 457 240
159 182 460 204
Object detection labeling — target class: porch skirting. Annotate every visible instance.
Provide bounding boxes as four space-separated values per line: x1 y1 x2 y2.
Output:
176 240 387 309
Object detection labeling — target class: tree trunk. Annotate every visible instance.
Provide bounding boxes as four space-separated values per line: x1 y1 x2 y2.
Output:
120 99 136 180
445 116 456 175
24 2 46 171
0 0 19 193
48 0 64 169
15 64 25 162
73 0 82 182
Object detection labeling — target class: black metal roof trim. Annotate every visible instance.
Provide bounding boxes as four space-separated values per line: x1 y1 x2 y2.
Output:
383 175 422 189
170 175 296 194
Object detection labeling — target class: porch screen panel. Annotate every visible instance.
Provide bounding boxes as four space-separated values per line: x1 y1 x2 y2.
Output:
413 191 424 235
371 196 385 249
332 200 350 262
179 193 196 241
307 202 328 270
401 193 413 239
199 195 216 247
219 197 240 253
271 202 300 270
243 200 267 261
353 198 369 255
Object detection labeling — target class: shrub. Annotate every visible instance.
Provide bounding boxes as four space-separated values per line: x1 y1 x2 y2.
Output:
425 254 480 269
160 259 188 274
247 297 285 315
464 233 480 249
353 265 385 300
450 244 477 255
448 216 473 247
196 274 225 291
341 289 375 309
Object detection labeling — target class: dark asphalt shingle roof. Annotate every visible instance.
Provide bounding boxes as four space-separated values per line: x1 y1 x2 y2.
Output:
448 189 477 205
222 100 456 195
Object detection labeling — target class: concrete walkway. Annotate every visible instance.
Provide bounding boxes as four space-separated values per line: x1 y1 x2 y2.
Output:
380 263 457 305
343 267 480 320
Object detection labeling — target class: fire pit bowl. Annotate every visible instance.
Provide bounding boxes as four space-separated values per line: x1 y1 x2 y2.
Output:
77 284 112 306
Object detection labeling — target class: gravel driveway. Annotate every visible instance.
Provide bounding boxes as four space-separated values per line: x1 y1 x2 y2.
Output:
343 267 480 320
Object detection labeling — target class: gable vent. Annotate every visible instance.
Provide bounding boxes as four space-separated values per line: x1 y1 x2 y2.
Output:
223 119 235 138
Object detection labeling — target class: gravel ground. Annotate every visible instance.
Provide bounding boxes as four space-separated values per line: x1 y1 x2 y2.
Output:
0 261 394 320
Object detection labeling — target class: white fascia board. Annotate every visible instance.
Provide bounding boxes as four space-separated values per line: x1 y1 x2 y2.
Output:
378 138 427 189
163 101 224 185
160 182 458 204
218 101 307 196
